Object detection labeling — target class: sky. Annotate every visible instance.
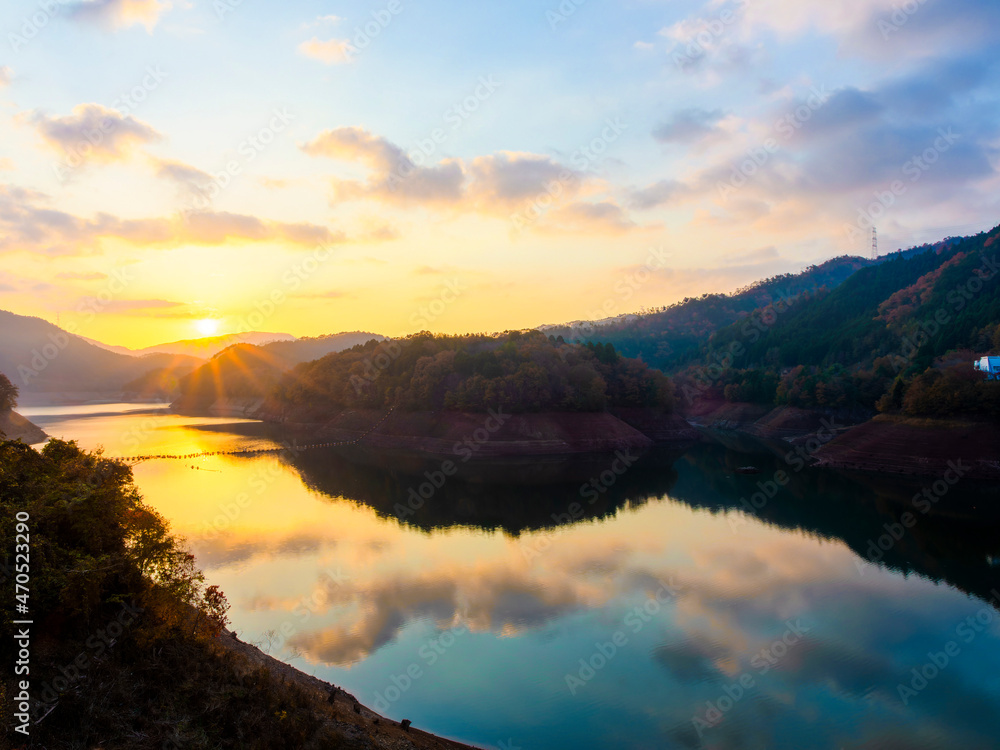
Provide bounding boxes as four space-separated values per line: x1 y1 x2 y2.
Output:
1 0 999 348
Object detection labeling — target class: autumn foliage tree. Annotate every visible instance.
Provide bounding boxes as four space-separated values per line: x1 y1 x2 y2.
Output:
0 369 17 412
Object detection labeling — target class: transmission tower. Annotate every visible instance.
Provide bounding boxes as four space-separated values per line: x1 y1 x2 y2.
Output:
871 227 878 260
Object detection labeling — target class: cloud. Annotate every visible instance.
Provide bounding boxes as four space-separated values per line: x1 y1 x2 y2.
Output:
0 270 55 294
68 0 173 32
656 3 757 77
788 88 882 141
25 104 161 166
83 298 183 313
665 55 999 245
302 126 634 234
150 157 213 198
298 37 354 65
302 14 343 29
178 211 345 248
258 176 292 190
0 183 345 255
653 108 725 144
466 152 585 210
733 0 1000 63
303 126 464 205
541 201 636 235
0 67 12 87
629 179 687 210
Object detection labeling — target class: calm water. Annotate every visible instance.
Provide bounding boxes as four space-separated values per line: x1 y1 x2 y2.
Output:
23 404 1000 749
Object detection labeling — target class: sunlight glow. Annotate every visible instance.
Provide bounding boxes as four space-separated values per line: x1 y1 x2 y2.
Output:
195 318 220 337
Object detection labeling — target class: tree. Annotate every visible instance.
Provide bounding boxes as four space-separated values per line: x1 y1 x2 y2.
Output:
0 370 18 412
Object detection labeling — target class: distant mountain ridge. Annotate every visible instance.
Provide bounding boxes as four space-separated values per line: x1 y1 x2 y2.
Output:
540 255 877 368
0 310 203 394
0 309 385 397
83 331 297 359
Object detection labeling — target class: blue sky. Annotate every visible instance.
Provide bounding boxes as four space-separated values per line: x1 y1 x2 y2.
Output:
1 0 998 345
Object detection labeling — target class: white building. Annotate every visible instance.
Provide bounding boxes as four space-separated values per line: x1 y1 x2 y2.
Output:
974 356 1000 380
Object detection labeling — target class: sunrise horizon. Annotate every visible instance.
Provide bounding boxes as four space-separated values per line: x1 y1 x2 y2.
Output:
4 0 998 350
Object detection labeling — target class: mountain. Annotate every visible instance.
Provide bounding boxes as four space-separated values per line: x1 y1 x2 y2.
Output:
257 331 384 365
103 331 297 359
84 330 382 364
561 224 1000 415
172 344 290 411
0 310 202 394
170 333 384 410
541 255 876 369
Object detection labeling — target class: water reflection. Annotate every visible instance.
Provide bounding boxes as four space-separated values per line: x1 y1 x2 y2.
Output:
287 444 682 533
282 435 1000 614
21 405 1000 749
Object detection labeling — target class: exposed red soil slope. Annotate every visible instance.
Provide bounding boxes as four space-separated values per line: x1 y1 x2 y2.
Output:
813 415 1000 478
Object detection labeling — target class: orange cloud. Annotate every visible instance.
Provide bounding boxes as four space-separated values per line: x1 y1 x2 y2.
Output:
68 0 173 32
298 37 355 65
302 126 636 235
25 104 161 166
0 183 344 256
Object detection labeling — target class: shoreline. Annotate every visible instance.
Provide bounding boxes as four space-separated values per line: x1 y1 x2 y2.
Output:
174 401 701 457
680 399 1000 480
217 628 482 749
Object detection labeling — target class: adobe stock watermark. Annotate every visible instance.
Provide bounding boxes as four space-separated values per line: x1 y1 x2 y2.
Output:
855 460 969 573
16 268 137 386
372 622 468 712
28 603 143 723
670 0 750 71
679 288 799 405
348 339 403 395
547 0 587 30
387 76 501 190
573 247 672 329
213 0 244 20
53 66 168 182
7 0 69 52
394 408 510 519
878 254 999 375
895 588 1000 706
877 0 930 40
521 448 639 561
717 86 831 202
305 0 404 61
844 128 960 246
510 117 628 232
178 108 295 216
409 278 466 328
564 578 683 695
692 618 811 737
728 418 843 533
232 237 344 334
247 565 350 655
199 439 315 540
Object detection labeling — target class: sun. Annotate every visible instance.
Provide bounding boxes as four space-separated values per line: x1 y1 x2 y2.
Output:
195 318 220 337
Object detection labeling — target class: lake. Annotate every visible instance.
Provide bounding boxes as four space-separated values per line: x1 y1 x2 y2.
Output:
22 402 1000 749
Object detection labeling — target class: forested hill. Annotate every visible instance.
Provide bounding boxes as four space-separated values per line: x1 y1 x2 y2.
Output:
236 331 674 415
576 224 1000 417
543 255 875 369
